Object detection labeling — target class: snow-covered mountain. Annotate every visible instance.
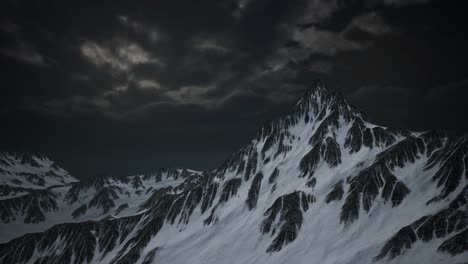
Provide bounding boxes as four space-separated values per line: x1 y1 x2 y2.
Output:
0 81 467 264
0 152 76 189
0 159 200 243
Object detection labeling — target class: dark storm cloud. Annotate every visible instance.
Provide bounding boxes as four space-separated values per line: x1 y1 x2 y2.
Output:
1 0 467 178
0 0 376 114
0 19 48 67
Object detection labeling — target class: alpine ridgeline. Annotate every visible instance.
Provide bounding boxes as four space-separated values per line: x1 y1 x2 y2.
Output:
0 81 467 264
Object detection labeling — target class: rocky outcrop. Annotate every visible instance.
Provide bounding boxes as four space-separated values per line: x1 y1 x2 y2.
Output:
425 136 467 203
219 177 242 203
72 204 88 218
341 164 410 224
0 215 142 264
438 228 468 255
88 186 123 214
261 191 316 252
1 82 467 263
345 118 399 154
0 189 58 223
268 168 280 184
375 185 468 260
246 172 264 210
300 136 341 179
339 135 432 225
325 180 344 203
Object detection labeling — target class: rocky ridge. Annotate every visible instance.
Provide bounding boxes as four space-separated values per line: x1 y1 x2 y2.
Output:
0 81 466 264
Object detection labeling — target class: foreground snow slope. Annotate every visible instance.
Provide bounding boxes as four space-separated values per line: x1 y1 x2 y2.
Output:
0 81 467 264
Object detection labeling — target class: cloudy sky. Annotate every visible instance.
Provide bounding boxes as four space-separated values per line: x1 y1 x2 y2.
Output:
1 0 467 178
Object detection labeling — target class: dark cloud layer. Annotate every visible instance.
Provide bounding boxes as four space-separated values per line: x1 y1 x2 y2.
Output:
1 0 467 178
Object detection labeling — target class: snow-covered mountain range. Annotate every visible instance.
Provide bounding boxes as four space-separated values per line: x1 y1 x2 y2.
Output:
0 81 467 264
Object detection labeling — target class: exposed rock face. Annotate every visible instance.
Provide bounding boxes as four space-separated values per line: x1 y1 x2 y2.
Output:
247 172 264 210
268 168 280 184
0 185 29 197
0 215 142 264
340 164 411 224
345 118 399 153
132 175 144 189
299 144 321 178
425 136 468 203
88 186 122 214
339 135 434 224
72 204 88 218
300 136 342 179
115 203 129 215
0 189 58 223
201 181 218 214
261 191 315 252
63 169 202 219
0 82 467 264
438 228 468 255
0 152 76 188
375 185 468 261
219 177 242 203
325 180 344 203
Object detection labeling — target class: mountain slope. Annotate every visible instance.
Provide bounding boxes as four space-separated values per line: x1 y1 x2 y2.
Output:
0 161 201 242
0 81 466 264
0 152 76 189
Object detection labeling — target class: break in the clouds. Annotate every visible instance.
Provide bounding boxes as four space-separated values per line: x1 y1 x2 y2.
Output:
1 0 467 177
80 41 163 73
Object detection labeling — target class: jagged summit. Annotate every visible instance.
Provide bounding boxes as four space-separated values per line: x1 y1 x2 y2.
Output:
256 81 358 139
252 81 373 156
0 81 467 264
294 81 356 118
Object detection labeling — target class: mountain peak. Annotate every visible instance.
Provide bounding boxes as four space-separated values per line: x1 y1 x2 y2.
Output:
294 80 356 122
254 80 358 147
1 81 467 264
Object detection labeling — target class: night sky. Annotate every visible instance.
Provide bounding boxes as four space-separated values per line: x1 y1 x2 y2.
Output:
1 0 467 179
